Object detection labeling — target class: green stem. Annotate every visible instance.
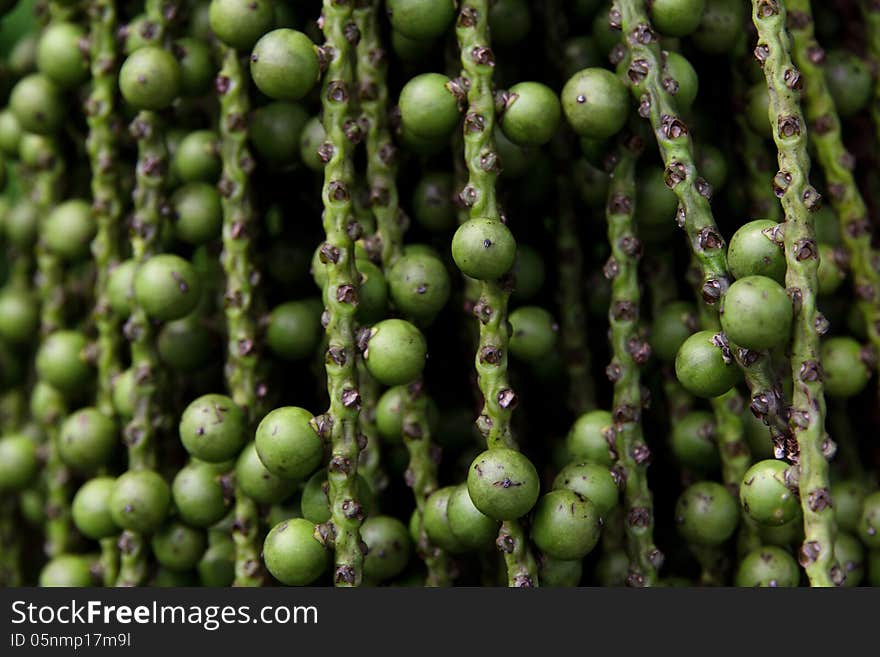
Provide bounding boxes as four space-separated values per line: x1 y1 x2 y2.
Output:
785 0 880 383
31 134 71 559
320 0 365 587
605 135 660 586
99 536 119 586
402 382 452 586
861 1 880 154
457 0 538 587
216 44 264 587
751 0 839 587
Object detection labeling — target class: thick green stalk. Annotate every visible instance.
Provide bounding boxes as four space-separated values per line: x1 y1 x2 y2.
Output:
31 135 71 559
785 0 880 377
457 0 537 587
320 0 365 587
87 0 124 419
116 0 169 587
401 382 452 586
751 0 839 587
605 136 660 586
616 1 788 446
86 0 124 586
216 44 264 587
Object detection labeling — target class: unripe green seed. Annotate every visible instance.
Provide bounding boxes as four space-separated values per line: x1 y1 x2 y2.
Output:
255 406 323 480
72 477 119 540
675 480 739 546
109 470 171 533
531 489 601 560
719 275 792 351
179 394 248 464
452 218 517 281
467 448 540 520
263 518 329 586
740 459 799 527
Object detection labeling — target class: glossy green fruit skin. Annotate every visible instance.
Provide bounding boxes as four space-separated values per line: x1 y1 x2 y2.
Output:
39 555 95 587
824 50 872 118
386 0 456 41
821 336 870 398
255 406 322 480
299 116 326 172
740 459 799 527
9 74 63 134
119 46 181 111
566 410 615 466
235 442 299 505
500 82 561 147
133 254 202 322
30 381 67 427
173 131 222 183
266 299 322 361
263 518 328 586
831 480 867 534
509 306 557 362
467 448 540 520
650 301 697 362
353 258 389 324
172 182 223 245
251 101 309 163
109 470 171 533
179 394 248 463
172 461 230 529
72 477 119 540
36 21 89 88
364 319 427 386
452 218 517 280
374 385 439 444
674 330 741 398
198 534 235 586
158 316 214 373
675 480 739 546
423 486 468 554
664 51 699 111
562 67 629 140
0 434 39 491
552 461 619 518
745 82 772 138
388 251 451 324
362 516 412 582
250 29 319 101
44 199 96 262
541 554 583 587
174 38 215 97
734 546 800 587
858 491 880 549
152 521 207 572
59 407 118 472
35 330 93 396
531 489 601 560
5 201 39 249
720 275 792 350
835 531 865 587
112 368 136 420
398 73 460 142
447 483 500 549
511 245 545 301
107 260 136 316
651 0 706 37
669 411 720 472
0 287 39 344
209 0 275 51
727 220 785 284
0 111 22 156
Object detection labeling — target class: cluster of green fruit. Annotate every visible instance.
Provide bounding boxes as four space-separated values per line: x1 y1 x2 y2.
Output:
0 0 879 589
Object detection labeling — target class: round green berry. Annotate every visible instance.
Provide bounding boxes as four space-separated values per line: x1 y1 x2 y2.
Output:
821 336 870 398
72 477 119 540
509 306 557 362
832 480 867 534
423 486 468 554
36 21 89 88
675 480 739 546
251 101 309 163
0 287 39 345
500 82 561 147
388 250 451 323
172 461 231 529
651 301 697 363
552 461 619 518
266 299 322 361
36 330 93 396
364 319 427 386
720 275 792 350
0 434 39 491
172 182 223 245
250 29 319 101
651 0 707 37
824 50 872 118
467 448 540 520
255 406 323 480
39 555 95 587
674 330 741 398
133 254 202 322
734 546 800 587
59 407 118 472
386 0 456 41
452 218 517 281
9 74 63 134
858 491 880 549
531 489 601 560
562 67 629 140
210 0 275 51
179 394 248 464
566 410 615 466
740 459 799 527
119 46 181 110
362 515 412 582
152 521 207 572
727 220 786 284
398 73 460 142
447 482 500 550
236 441 299 505
670 411 720 472
173 130 222 183
110 470 171 533
263 518 328 586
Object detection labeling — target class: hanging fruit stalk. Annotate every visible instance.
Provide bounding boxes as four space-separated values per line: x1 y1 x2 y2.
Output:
751 0 840 587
